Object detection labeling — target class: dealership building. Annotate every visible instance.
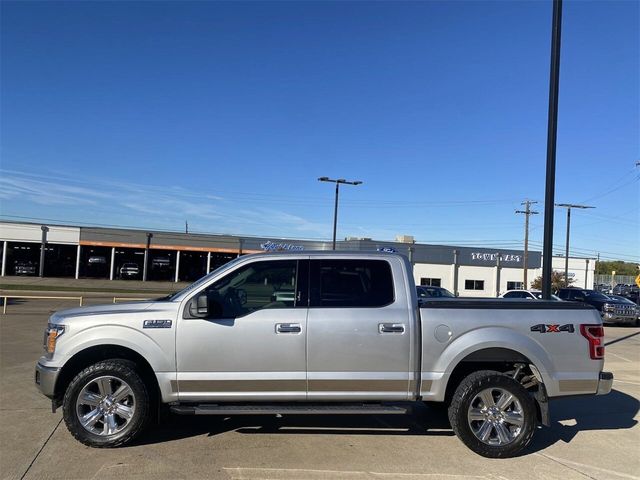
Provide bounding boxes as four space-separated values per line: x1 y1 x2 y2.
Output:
0 221 595 297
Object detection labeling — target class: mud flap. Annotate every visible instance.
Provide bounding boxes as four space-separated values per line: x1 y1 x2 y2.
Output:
534 384 550 427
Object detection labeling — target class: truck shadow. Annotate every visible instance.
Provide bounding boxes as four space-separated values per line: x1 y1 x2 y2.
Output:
136 403 453 446
528 388 639 452
136 390 638 453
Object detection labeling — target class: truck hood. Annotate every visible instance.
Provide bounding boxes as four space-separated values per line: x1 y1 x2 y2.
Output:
50 301 171 322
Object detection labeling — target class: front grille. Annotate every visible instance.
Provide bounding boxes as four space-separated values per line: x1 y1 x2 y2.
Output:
614 306 636 317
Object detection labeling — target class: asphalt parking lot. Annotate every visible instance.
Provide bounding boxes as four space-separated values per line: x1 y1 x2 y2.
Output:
1 297 638 480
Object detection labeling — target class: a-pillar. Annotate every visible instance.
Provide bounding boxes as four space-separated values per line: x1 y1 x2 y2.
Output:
175 251 181 282
1 241 7 277
109 247 116 280
75 245 81 279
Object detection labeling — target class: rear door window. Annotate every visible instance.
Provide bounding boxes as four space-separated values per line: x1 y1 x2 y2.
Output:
309 259 394 308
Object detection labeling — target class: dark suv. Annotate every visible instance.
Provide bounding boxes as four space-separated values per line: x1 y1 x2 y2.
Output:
556 288 638 326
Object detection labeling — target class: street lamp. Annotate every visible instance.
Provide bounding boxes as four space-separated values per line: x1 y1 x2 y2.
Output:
318 177 362 250
555 203 595 286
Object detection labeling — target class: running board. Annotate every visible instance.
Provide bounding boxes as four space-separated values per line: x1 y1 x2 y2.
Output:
170 404 409 416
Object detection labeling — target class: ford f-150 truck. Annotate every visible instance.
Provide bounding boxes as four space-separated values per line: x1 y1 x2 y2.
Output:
35 252 613 458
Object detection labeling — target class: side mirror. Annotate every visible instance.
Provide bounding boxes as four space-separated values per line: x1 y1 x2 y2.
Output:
196 293 209 314
188 293 209 317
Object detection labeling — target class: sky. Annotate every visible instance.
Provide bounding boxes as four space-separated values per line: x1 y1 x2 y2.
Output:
1 0 638 262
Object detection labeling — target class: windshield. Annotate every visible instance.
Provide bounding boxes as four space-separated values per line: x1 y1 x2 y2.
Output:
161 256 244 301
607 295 635 305
584 290 610 301
418 287 455 298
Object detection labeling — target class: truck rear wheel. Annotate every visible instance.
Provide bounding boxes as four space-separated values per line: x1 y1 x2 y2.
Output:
448 370 536 458
62 360 150 447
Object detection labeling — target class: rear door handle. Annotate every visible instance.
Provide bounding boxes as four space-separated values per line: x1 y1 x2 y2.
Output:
276 323 301 334
379 323 405 334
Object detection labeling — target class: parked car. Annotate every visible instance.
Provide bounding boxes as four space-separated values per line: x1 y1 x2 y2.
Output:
500 290 561 301
36 252 612 458
416 285 455 299
557 288 638 326
119 263 140 279
87 256 107 265
612 284 633 296
14 260 36 276
605 295 640 322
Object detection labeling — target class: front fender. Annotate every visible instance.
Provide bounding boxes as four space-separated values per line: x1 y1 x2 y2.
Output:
53 324 175 372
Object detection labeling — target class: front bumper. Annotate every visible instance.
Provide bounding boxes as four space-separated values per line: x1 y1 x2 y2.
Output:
597 371 613 395
602 312 637 325
35 362 60 398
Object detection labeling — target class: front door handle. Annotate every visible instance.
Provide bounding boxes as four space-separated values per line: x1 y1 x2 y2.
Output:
276 323 301 334
379 323 405 334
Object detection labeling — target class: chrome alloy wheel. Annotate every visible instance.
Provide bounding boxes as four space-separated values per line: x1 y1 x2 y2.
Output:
75 376 136 436
467 387 524 446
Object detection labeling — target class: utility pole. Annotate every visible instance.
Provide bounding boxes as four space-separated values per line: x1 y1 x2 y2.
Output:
185 220 188 234
516 200 539 289
555 203 595 286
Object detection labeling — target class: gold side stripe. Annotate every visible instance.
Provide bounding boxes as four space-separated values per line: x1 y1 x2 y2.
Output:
420 380 433 392
173 380 305 392
172 379 408 393
308 380 407 392
558 380 598 392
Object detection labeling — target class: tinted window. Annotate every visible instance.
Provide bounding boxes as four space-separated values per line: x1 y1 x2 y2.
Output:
583 290 610 301
507 281 523 290
420 278 441 287
202 260 300 318
310 259 394 308
503 291 523 298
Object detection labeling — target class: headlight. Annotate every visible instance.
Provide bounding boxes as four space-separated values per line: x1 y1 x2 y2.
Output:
603 303 615 312
44 323 66 354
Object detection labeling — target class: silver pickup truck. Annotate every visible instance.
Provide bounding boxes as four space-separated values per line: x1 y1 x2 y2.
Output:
35 252 612 458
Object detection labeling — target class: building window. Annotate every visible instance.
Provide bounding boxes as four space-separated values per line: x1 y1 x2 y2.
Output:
420 278 441 287
465 280 484 290
507 281 523 291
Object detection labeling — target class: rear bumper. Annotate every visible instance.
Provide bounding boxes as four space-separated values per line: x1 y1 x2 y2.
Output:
597 371 613 395
35 362 60 398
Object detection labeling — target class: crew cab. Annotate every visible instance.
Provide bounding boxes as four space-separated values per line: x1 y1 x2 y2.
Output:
35 252 612 458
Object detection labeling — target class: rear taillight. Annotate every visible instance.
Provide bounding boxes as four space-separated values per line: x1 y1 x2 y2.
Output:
580 324 605 360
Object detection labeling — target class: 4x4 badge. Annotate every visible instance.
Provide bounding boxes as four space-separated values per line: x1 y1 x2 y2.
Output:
530 323 574 333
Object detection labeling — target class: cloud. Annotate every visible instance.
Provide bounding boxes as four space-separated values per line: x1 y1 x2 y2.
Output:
0 169 329 239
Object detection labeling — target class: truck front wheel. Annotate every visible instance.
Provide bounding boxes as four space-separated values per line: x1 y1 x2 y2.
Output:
448 370 536 458
62 360 150 447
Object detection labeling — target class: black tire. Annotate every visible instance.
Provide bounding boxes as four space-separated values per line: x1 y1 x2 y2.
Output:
62 359 150 447
448 370 536 458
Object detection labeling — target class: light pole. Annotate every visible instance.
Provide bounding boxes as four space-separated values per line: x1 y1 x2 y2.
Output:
541 0 563 299
555 203 594 286
318 177 362 250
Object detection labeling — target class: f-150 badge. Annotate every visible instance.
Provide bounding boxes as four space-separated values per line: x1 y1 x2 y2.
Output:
143 319 172 329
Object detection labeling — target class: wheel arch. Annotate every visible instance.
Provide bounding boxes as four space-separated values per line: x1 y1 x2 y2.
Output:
54 344 160 408
441 347 548 426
